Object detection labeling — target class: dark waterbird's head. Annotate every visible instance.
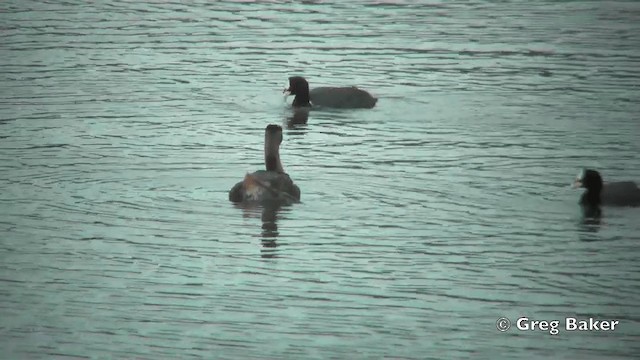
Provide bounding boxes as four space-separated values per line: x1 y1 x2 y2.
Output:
264 124 284 173
283 76 311 107
573 169 603 206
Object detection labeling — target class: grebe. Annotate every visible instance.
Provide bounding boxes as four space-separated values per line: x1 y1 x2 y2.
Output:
229 124 300 204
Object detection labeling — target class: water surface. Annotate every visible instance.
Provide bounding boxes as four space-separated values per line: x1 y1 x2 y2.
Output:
1 1 640 359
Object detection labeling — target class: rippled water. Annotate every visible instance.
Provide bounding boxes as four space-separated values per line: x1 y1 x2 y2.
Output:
2 1 640 359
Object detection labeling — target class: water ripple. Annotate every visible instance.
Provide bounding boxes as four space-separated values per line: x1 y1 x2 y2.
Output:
2 0 640 359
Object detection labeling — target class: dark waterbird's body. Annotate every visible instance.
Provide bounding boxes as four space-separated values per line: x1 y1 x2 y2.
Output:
285 76 377 109
574 169 640 207
229 125 300 204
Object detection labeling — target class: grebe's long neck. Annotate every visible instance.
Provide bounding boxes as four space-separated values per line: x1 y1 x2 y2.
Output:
264 128 284 173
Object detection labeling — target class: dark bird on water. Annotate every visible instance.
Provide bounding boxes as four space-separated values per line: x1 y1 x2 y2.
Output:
573 169 640 208
229 124 300 204
284 76 377 109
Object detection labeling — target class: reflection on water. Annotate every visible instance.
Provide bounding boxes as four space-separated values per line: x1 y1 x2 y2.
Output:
578 206 603 240
2 0 640 358
581 205 603 227
260 204 281 258
236 202 284 257
285 108 310 128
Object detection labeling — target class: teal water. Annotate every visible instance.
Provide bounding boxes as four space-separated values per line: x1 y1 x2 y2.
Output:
1 1 639 359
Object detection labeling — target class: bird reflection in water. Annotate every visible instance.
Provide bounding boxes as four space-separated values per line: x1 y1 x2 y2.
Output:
286 107 309 129
260 203 281 255
577 205 603 242
236 202 286 258
581 205 602 228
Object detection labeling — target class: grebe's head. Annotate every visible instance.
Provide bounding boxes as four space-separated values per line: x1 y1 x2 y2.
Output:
284 76 309 96
265 124 283 145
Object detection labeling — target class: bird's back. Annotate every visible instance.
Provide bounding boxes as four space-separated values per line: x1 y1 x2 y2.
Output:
602 181 640 206
310 86 377 109
229 170 300 204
